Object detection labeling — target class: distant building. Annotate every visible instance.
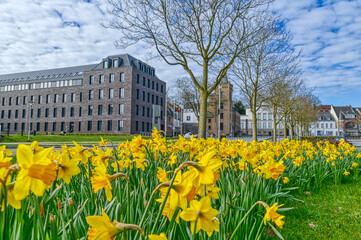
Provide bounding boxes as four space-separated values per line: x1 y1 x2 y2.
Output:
206 79 240 137
182 109 199 134
0 54 166 134
240 106 284 136
166 107 182 137
309 105 338 136
331 105 361 136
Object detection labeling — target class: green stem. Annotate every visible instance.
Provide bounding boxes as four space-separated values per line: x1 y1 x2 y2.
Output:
150 172 178 234
2 184 7 240
229 202 260 240
127 182 130 223
34 197 46 240
191 219 198 240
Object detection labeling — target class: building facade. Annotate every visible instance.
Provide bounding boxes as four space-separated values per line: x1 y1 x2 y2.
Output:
0 54 166 134
240 107 284 136
309 106 338 136
182 108 199 134
206 80 241 137
330 105 361 136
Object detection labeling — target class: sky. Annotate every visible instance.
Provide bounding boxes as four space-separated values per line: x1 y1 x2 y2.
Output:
0 0 360 106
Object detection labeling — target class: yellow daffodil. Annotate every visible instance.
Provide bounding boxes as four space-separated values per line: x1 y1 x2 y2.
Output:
14 145 57 200
57 153 81 184
263 202 285 228
69 141 92 164
167 153 177 167
86 209 122 240
343 171 350 176
90 164 113 201
180 196 219 237
148 232 168 240
99 137 107 147
156 167 169 183
282 177 289 184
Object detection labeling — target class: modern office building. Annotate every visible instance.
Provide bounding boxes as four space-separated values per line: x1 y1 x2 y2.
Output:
0 54 166 134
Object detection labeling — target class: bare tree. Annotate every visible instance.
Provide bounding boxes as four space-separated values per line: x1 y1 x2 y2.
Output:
104 0 271 138
175 77 201 121
231 14 293 141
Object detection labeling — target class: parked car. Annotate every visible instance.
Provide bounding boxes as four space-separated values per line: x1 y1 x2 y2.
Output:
183 132 198 139
335 136 353 146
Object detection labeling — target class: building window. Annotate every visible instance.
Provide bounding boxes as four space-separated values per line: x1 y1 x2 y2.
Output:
135 121 139 131
119 88 124 98
142 122 145 131
120 72 125 82
99 89 104 99
98 105 103 115
46 95 50 104
268 114 272 120
54 94 58 103
53 108 57 117
0 110 4 119
36 122 40 132
142 106 145 117
62 107 66 117
79 107 82 117
78 122 81 131
8 110 11 119
147 108 150 117
208 126 211 130
8 97 11 106
89 90 94 100
109 88 114 99
156 83 159 91
143 77 146 86
87 121 92 131
118 120 123 131
220 113 223 119
263 122 266 129
99 75 104 84
151 94 154 104
71 93 76 102
22 109 26 118
136 89 140 99
160 98 163 106
152 81 154 89
187 116 191 121
147 122 150 132
263 113 266 120
148 79 150 88
156 96 158 105
119 104 124 114
97 121 102 131
330 123 333 128
109 73 114 83
89 75 94 85
161 85 164 93
142 91 145 101
136 74 140 84
107 120 112 131
70 107 74 117
16 97 19 105
80 92 83 102
44 122 48 132
147 93 150 103
1 97 4 106
53 122 57 131
136 105 139 115
268 122 272 129
45 108 49 117
61 122 65 132
88 105 93 115
30 109 33 118
38 95 42 104
220 123 223 131
325 123 328 128
37 109 41 118
108 104 113 115
112 59 118 68
23 96 27 105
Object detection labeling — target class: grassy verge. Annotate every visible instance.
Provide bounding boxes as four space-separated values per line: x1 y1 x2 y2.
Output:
280 180 361 240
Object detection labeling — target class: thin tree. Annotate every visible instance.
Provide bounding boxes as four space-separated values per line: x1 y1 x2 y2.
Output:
231 15 293 141
104 0 271 138
175 77 201 121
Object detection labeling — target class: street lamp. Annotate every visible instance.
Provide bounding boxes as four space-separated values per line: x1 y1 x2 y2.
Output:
28 100 34 141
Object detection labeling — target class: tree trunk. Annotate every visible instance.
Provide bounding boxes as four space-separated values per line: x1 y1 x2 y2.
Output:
273 112 277 143
290 123 294 139
297 124 300 140
252 111 258 141
284 117 287 139
198 90 208 139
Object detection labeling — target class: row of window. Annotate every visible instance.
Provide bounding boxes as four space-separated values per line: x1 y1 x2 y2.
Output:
257 113 273 121
0 120 124 132
136 74 164 93
135 89 164 106
240 122 285 129
316 123 334 129
0 104 125 119
0 79 82 92
89 73 124 85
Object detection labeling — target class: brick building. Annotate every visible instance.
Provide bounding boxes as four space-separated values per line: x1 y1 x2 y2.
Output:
0 54 166 134
206 79 241 137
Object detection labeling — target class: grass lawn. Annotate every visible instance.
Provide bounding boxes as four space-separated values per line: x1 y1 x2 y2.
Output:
0 134 147 143
280 180 361 240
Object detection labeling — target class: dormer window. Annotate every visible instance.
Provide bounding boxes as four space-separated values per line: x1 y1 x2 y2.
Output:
112 59 118 68
103 60 108 69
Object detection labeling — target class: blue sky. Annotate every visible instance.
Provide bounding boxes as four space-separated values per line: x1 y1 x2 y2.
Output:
0 0 360 106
